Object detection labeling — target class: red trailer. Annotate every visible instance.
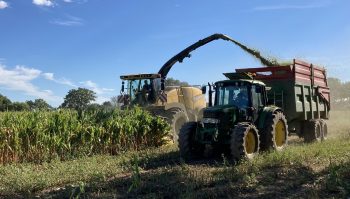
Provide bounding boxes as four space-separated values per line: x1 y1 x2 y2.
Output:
236 59 330 141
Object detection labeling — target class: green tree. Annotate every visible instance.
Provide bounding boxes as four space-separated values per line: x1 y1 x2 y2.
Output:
10 102 30 111
61 88 96 111
328 77 343 100
165 77 190 87
86 103 101 112
328 77 350 110
0 94 12 112
26 99 52 111
110 96 120 108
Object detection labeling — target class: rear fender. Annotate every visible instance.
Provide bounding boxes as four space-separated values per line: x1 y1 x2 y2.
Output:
164 102 187 113
257 106 283 129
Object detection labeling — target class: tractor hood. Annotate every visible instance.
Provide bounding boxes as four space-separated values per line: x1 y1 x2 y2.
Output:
201 105 243 135
203 105 237 119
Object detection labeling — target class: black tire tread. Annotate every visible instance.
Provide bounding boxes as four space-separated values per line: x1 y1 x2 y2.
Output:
260 111 288 151
320 119 328 141
230 123 260 160
304 119 322 143
161 108 189 142
178 122 204 160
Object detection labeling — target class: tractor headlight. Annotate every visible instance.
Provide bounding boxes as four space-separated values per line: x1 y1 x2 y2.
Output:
202 118 220 124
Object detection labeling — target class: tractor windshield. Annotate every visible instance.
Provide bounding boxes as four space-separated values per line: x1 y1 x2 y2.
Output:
215 82 249 108
127 78 161 106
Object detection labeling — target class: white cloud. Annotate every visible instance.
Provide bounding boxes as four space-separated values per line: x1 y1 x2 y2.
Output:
50 15 84 26
252 2 329 11
0 0 8 9
0 63 115 105
33 0 54 7
42 72 54 80
42 72 77 87
80 80 114 95
95 96 111 104
80 80 115 104
69 0 88 4
0 64 60 102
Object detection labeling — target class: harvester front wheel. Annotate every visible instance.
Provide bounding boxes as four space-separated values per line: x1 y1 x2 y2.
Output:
167 109 189 142
260 111 288 151
178 122 204 160
230 123 260 160
303 119 322 143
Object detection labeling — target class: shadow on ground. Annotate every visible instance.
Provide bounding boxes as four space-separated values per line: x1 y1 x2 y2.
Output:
37 151 350 199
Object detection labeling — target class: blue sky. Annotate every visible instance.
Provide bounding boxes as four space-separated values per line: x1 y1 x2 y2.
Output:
0 0 349 107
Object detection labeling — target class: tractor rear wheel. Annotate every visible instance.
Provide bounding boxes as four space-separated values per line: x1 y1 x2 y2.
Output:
303 119 322 143
260 111 288 151
163 109 189 143
178 122 204 160
230 123 260 160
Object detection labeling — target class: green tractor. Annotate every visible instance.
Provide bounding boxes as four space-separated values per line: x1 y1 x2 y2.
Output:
178 73 288 160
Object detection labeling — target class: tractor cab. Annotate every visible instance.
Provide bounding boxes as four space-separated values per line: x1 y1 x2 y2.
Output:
202 73 267 123
120 73 163 106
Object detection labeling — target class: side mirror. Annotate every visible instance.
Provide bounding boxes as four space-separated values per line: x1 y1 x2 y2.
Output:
208 82 213 107
121 81 125 93
201 85 207 94
161 79 165 91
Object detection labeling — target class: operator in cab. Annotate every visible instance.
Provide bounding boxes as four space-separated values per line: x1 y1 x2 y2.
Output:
142 80 151 104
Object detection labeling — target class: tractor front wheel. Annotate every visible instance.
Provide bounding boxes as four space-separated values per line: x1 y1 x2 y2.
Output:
178 122 204 160
230 123 260 160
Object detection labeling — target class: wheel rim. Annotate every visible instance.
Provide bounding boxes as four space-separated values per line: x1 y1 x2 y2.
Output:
245 129 256 154
275 120 286 147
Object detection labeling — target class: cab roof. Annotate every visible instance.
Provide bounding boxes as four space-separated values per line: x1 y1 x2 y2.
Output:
216 79 265 86
219 72 266 86
120 73 161 80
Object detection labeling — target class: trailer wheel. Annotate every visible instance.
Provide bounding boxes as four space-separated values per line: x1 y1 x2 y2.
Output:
230 123 260 160
261 111 288 151
164 109 189 143
320 120 328 141
303 120 322 143
178 122 204 160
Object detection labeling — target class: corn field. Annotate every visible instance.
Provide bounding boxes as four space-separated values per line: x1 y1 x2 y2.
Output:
0 108 170 164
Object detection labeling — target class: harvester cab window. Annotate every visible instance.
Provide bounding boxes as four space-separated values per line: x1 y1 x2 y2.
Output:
128 80 140 102
128 78 161 105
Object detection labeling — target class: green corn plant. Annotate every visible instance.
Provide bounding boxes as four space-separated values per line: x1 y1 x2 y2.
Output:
0 107 170 164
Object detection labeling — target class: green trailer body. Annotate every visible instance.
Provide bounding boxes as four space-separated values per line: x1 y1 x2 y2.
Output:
236 59 330 136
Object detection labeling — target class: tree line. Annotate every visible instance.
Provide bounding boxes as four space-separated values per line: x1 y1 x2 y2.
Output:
1 77 348 112
0 88 119 112
0 96 52 112
328 77 350 110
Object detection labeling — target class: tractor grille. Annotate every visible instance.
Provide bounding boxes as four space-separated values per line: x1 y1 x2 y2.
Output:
203 123 217 129
203 111 220 119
